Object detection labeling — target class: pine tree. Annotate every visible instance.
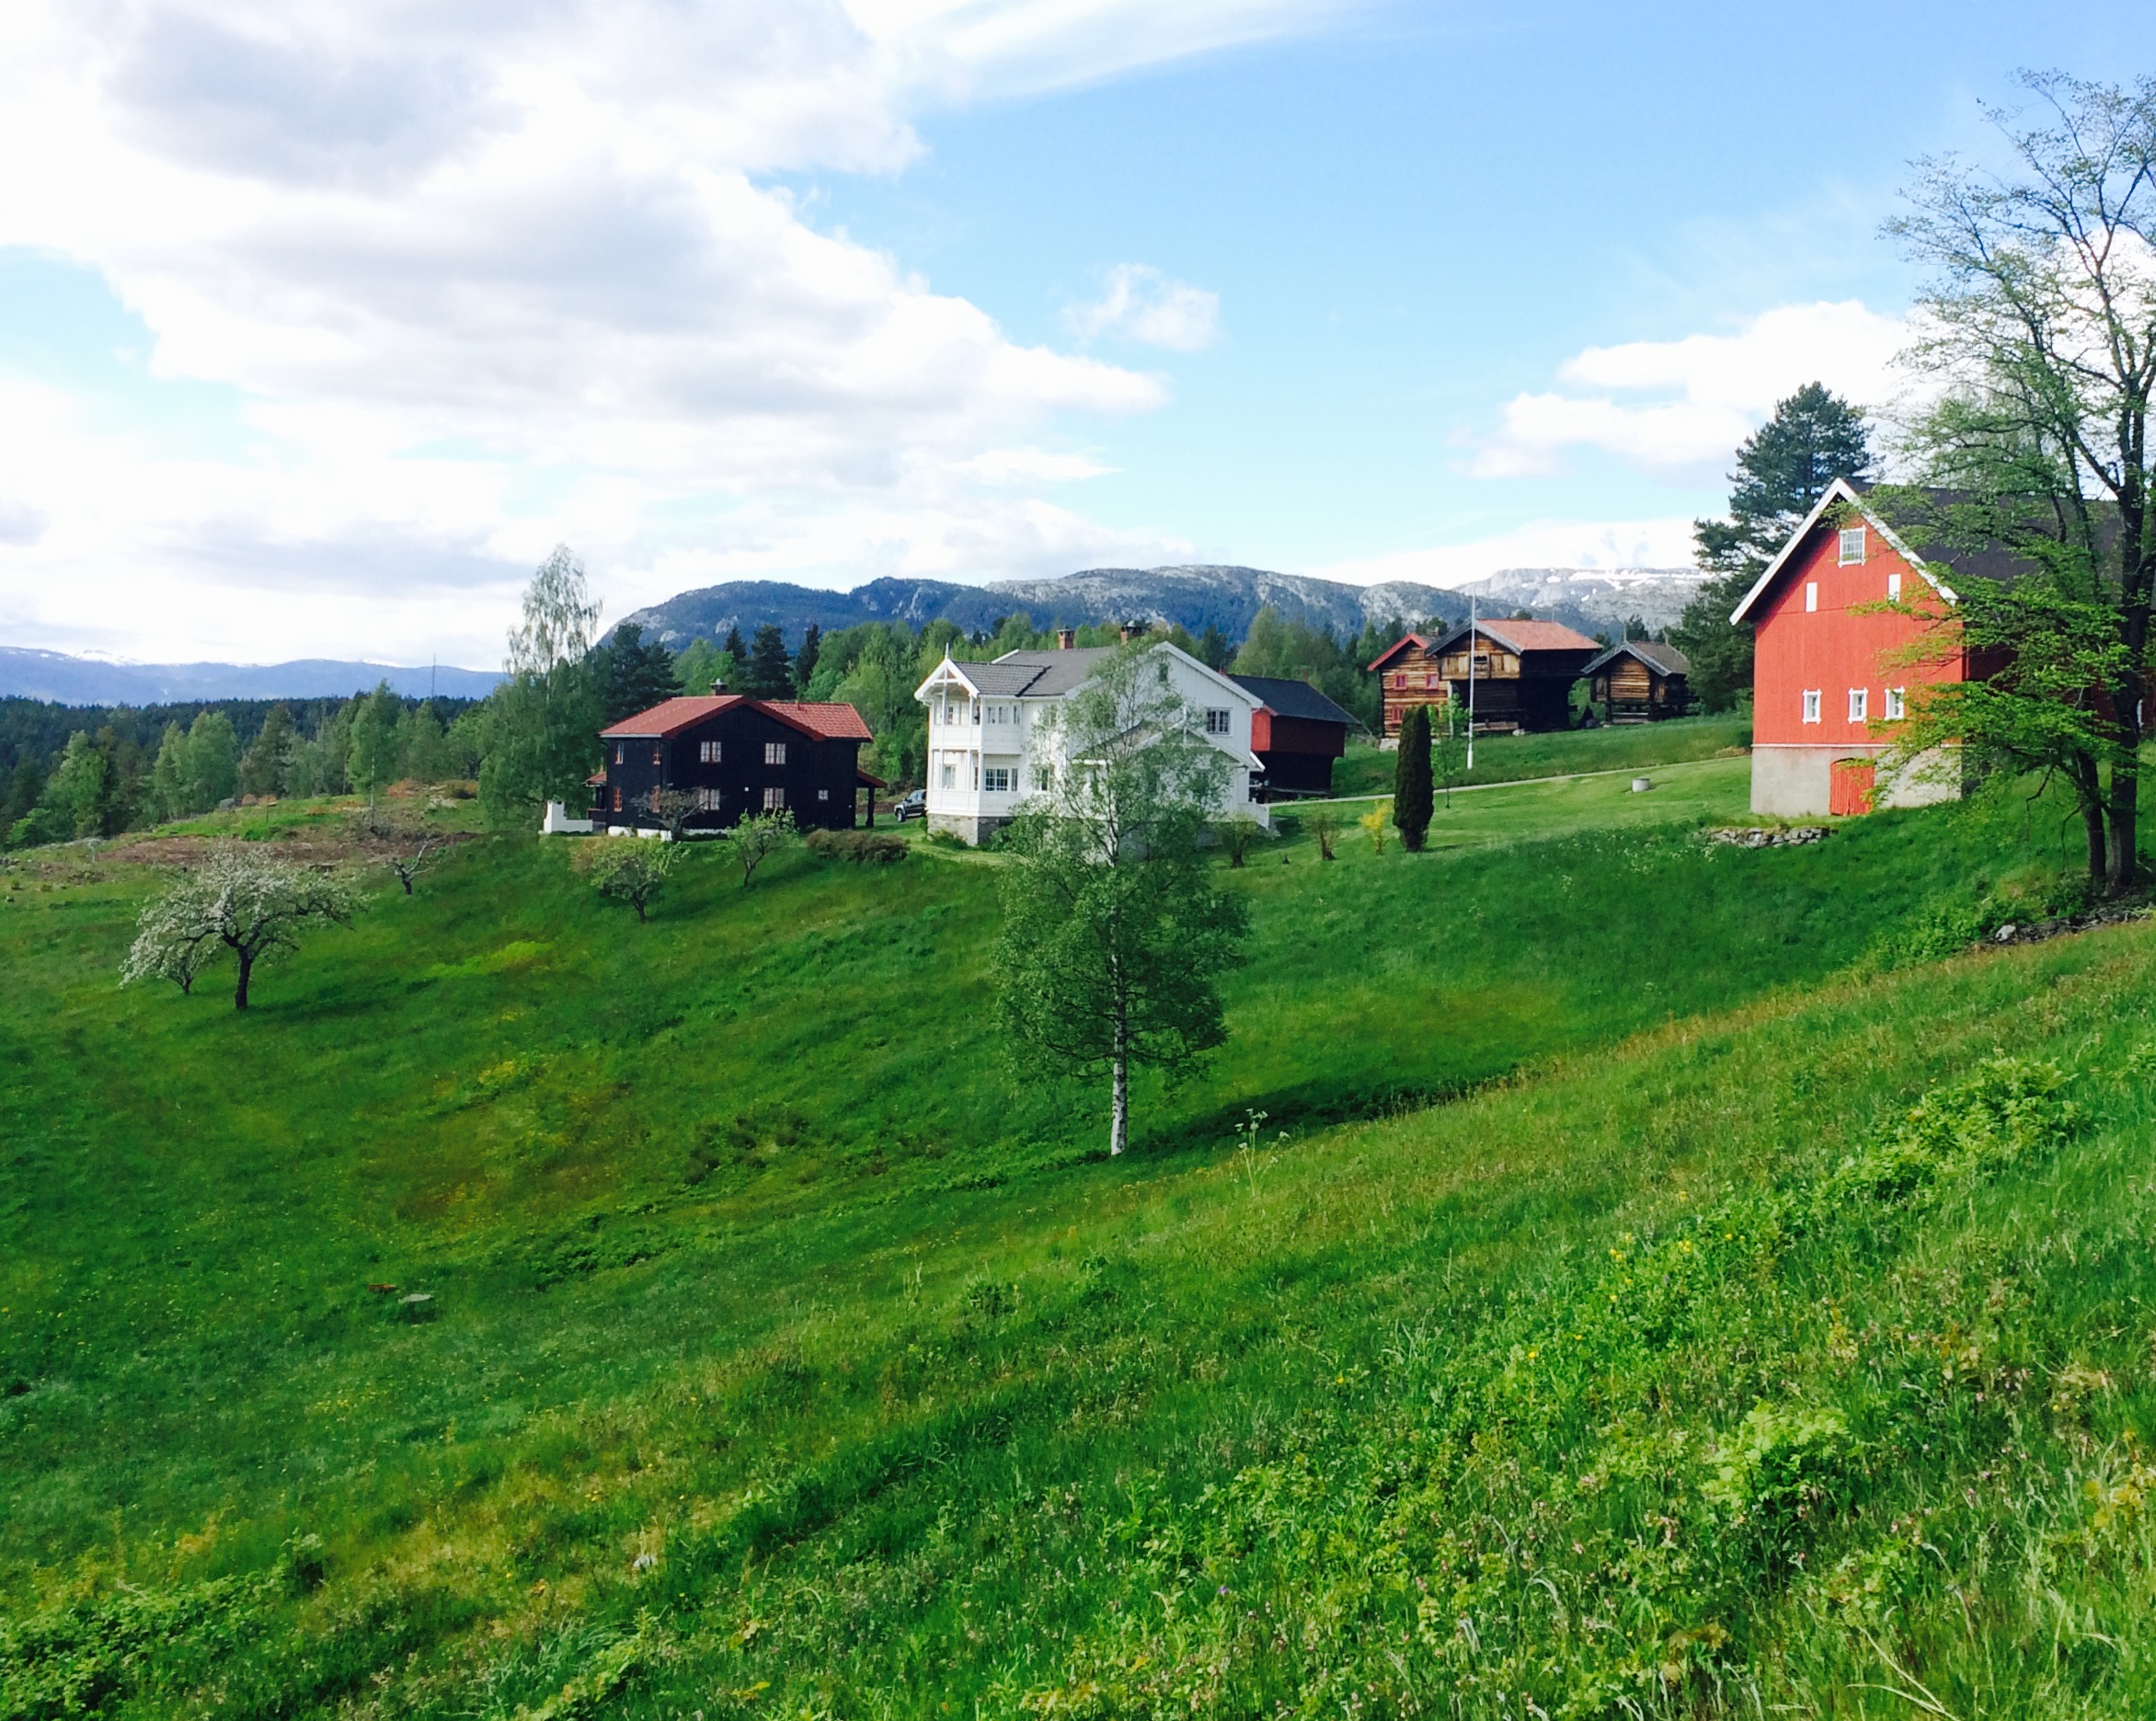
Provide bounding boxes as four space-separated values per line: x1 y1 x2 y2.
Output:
794 623 821 695
1670 383 1874 712
1392 704 1433 852
598 622 682 723
741 624 795 699
239 706 292 797
723 625 747 663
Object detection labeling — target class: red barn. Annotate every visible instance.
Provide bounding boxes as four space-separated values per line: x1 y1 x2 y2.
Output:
1732 477 1992 817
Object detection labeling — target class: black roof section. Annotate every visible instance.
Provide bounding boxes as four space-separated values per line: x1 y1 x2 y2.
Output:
1229 674 1357 726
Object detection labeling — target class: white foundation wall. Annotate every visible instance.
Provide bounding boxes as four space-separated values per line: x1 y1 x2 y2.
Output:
1749 745 1965 816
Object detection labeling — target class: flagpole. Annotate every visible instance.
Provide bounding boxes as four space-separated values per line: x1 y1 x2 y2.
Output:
1465 598 1476 773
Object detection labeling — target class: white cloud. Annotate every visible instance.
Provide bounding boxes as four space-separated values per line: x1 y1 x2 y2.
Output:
1471 300 1909 479
1313 517 1703 588
0 0 1313 663
1065 264 1221 351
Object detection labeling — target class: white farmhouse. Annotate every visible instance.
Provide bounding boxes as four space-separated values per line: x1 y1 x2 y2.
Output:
913 638 1269 845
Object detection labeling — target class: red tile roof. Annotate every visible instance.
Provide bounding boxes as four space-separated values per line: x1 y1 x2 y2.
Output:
599 694 874 743
600 695 743 738
1474 618 1600 653
760 700 874 741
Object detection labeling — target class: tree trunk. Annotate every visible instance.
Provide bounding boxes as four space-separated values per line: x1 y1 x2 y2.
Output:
2085 795 2110 883
2106 757 2139 894
1109 1020 1129 1158
234 948 253 1010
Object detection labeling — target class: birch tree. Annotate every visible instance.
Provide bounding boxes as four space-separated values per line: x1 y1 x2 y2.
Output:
1887 72 2156 891
993 648 1251 1157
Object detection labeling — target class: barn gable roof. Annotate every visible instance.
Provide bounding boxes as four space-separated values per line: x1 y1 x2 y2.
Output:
1728 476 1958 625
1582 639 1691 678
1366 633 1436 672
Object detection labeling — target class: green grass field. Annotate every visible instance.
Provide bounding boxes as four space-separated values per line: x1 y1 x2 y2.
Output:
1327 712 1753 800
2 771 2150 1716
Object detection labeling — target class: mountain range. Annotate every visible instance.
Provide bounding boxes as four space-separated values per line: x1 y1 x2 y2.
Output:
625 562 1708 654
6 563 1710 707
0 648 503 706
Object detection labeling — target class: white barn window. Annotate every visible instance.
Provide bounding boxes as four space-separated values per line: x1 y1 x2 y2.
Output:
1805 581 1818 613
1802 689 1822 724
1839 526 1866 564
1849 688 1868 722
1886 572 1902 600
1885 687 1906 720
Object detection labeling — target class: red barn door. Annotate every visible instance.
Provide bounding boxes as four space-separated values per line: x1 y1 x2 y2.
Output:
1829 758 1875 816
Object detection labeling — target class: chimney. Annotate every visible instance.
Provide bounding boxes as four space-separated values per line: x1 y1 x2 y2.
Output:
1056 627 1076 650
1118 622 1142 644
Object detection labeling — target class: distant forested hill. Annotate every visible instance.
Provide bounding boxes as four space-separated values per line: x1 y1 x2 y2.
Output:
0 648 501 706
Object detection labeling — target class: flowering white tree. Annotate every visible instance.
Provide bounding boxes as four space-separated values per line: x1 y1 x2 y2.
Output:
122 847 361 1010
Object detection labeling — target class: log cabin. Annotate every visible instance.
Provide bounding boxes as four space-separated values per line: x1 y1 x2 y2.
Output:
590 694 877 833
1583 639 1695 722
1228 674 1357 798
1369 619 1600 736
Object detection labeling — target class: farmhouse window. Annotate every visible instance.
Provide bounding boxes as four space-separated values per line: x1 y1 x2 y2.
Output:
1839 527 1866 564
696 786 721 811
1034 766 1052 790
818 788 829 801
699 740 721 763
1886 572 1902 601
1393 674 1406 689
1885 687 1906 720
762 786 786 811
613 786 623 811
1802 690 1822 724
764 740 786 765
982 767 1012 793
651 744 662 765
1849 688 1868 722
1805 582 1818 613
614 743 624 764
1472 654 1491 673
939 763 956 789
1205 708 1231 735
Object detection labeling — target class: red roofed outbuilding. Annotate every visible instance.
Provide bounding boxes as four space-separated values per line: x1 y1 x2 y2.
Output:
1732 476 2003 817
591 694 878 833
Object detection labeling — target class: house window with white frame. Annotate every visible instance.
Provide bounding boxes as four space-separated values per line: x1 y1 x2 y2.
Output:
1839 526 1866 564
696 786 721 811
982 767 1012 793
698 740 721 763
817 788 829 801
1204 707 1231 735
764 740 786 765
1032 765 1052 791
1849 687 1868 722
939 763 955 788
1886 572 1902 601
1885 686 1907 720
761 786 786 811
1802 689 1822 724
1805 581 1818 613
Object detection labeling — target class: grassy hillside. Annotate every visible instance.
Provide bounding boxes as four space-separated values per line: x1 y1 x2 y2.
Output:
1329 712 1751 799
1 777 2147 1716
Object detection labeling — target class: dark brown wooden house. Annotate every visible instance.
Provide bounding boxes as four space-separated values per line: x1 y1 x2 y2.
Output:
1229 674 1357 798
1369 619 1600 736
591 695 876 833
1583 640 1695 723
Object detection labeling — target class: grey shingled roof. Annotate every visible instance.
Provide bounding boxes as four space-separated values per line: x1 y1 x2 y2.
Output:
1229 674 1355 726
1582 639 1690 677
986 645 1122 696
953 660 1050 694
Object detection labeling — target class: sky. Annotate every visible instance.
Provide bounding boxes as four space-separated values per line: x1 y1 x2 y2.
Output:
4 1 2156 667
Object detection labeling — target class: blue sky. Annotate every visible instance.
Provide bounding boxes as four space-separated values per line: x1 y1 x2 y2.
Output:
3 0 2155 663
